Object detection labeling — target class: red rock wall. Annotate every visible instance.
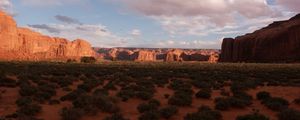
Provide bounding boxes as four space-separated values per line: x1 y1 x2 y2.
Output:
0 11 95 61
220 14 300 63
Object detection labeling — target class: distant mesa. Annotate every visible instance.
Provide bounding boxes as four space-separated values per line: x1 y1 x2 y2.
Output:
95 48 220 62
220 13 300 63
0 11 95 61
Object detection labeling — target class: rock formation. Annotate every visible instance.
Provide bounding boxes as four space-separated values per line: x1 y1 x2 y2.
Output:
164 49 184 62
220 14 300 63
0 11 95 61
131 50 156 61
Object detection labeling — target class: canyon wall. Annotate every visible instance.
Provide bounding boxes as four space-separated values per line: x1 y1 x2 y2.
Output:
0 11 95 61
220 14 300 63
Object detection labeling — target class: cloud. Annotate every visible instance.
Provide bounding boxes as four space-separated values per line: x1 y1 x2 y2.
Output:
276 0 300 12
130 29 141 36
28 23 131 47
0 0 11 10
55 15 82 24
19 0 85 6
116 0 286 37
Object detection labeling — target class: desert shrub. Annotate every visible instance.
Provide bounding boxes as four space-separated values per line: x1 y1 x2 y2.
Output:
19 84 37 96
104 113 128 120
214 97 231 110
67 59 77 63
214 95 251 110
231 80 258 93
261 97 289 111
60 89 86 101
278 108 300 120
16 97 32 107
34 84 57 102
103 81 117 90
256 91 271 100
93 89 109 96
169 79 192 91
0 77 17 87
117 84 154 101
195 88 212 99
191 80 212 89
17 103 42 116
148 99 161 106
80 57 96 63
294 98 300 105
159 106 178 119
136 91 153 100
137 100 160 113
164 94 170 99
220 89 230 96
236 112 269 120
139 110 160 120
184 105 222 120
60 107 83 120
48 99 60 105
168 91 192 106
117 89 135 101
231 91 253 108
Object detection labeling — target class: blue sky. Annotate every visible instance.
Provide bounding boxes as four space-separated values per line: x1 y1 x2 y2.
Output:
1 0 299 48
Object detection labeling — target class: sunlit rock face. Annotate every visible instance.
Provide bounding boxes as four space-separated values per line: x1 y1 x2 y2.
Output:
220 14 300 63
0 11 95 61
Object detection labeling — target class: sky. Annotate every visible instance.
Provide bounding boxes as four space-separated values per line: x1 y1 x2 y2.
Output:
0 0 299 49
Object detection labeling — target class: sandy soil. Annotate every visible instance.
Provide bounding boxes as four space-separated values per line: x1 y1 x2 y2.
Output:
1 85 299 120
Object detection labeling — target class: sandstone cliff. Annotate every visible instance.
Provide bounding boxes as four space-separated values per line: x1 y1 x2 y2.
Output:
220 14 300 63
0 11 95 61
131 50 156 61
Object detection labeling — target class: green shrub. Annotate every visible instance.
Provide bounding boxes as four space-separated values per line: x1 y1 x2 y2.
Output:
184 105 222 120
214 97 232 110
104 113 128 120
17 103 42 116
168 91 192 106
278 108 300 120
137 99 160 114
236 112 269 120
195 88 212 99
16 97 32 107
261 97 289 111
48 99 60 105
0 77 17 87
60 107 83 120
81 57 96 63
139 110 160 120
159 106 178 119
256 91 271 100
294 98 300 105
19 84 37 96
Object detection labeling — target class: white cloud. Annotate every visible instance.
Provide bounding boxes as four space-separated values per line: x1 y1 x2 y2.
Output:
0 0 12 12
117 0 288 37
130 29 141 36
19 0 86 6
276 0 300 12
154 39 222 49
28 23 131 48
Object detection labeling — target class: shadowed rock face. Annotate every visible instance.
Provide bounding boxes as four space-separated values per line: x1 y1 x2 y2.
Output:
220 14 300 63
0 11 95 61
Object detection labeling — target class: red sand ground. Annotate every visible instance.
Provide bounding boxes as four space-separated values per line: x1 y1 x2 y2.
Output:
1 85 299 120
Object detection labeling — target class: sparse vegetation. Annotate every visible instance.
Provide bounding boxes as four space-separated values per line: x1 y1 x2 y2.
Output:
184 105 222 120
236 112 269 120
278 108 300 120
0 62 300 120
